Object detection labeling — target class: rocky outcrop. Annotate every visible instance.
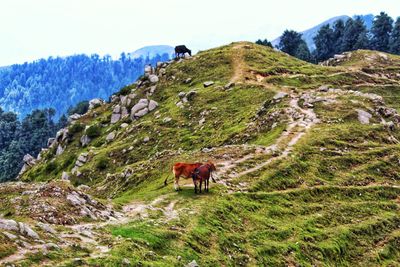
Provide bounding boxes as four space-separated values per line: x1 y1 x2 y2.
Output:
356 109 372 124
88 98 105 110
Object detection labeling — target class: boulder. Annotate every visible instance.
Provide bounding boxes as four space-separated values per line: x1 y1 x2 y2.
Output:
149 74 159 83
224 82 235 90
131 100 148 115
18 222 40 239
61 171 70 181
23 154 36 165
47 138 56 147
56 145 65 156
89 98 104 110
0 219 19 232
203 81 214 87
121 107 129 118
113 105 121 114
148 100 159 111
273 92 288 100
111 113 121 124
356 109 372 124
77 153 88 163
106 131 116 142
68 113 81 122
134 108 149 118
80 135 91 147
37 222 56 234
185 260 199 267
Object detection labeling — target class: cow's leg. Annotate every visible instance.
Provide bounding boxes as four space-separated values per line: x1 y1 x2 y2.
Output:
206 178 209 192
174 176 180 191
199 179 202 193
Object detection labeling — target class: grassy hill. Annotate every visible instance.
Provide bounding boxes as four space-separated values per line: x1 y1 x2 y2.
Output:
1 42 400 266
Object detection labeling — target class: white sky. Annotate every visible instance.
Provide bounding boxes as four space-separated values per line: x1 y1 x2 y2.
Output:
0 0 399 66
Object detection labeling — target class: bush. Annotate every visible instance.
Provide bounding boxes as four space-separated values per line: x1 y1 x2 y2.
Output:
67 101 89 116
86 124 102 138
45 161 58 173
96 156 109 170
69 123 85 135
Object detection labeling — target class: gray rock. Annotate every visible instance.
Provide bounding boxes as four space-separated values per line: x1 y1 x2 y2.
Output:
0 219 19 232
18 222 40 239
56 145 64 156
144 65 152 74
106 131 116 142
45 243 60 250
89 98 104 110
80 135 91 147
77 184 90 191
3 231 17 240
37 222 56 234
134 108 149 118
68 113 81 121
203 81 214 87
184 78 192 84
121 123 129 128
121 107 129 118
224 82 235 90
131 100 148 115
185 260 199 267
113 105 121 114
356 109 372 124
148 100 159 111
122 258 131 266
120 95 128 106
163 117 172 123
111 113 121 124
66 193 86 206
273 92 288 100
318 85 330 92
178 92 186 99
149 74 159 83
176 101 184 108
47 138 56 147
128 93 137 100
23 154 36 165
143 136 150 143
61 172 70 181
77 153 88 163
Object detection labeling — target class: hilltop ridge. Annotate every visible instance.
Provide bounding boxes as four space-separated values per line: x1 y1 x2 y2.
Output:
1 42 400 266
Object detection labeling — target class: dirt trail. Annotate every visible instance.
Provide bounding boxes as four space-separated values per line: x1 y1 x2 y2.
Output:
215 44 320 192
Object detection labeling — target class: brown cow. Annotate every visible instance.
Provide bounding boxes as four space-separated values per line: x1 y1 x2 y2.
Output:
192 163 217 193
165 161 216 191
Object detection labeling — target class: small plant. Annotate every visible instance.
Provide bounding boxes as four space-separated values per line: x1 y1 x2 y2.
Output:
96 156 109 170
69 123 85 135
45 161 58 173
86 124 102 138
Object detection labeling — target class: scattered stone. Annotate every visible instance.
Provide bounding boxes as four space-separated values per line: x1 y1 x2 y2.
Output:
121 123 129 128
149 74 159 83
148 100 159 111
273 92 288 100
47 138 56 147
77 185 90 191
56 145 64 156
203 81 214 87
37 222 56 234
356 109 372 124
224 82 235 90
68 113 82 122
122 258 131 266
186 260 199 267
106 131 116 142
318 85 330 92
80 135 91 147
143 136 150 143
184 78 192 84
89 98 104 110
61 172 70 181
113 105 121 114
18 222 40 239
0 219 19 232
134 107 149 118
163 117 172 123
111 113 121 124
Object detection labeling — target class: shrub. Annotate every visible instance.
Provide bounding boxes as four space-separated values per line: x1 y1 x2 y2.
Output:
69 123 85 135
96 156 109 170
86 124 102 138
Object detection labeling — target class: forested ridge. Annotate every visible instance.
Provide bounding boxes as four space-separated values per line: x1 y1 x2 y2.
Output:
0 52 170 119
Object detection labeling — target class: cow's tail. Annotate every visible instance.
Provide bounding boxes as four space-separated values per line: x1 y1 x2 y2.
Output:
164 166 176 186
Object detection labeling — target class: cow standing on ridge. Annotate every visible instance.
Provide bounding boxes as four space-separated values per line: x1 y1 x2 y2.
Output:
175 45 192 58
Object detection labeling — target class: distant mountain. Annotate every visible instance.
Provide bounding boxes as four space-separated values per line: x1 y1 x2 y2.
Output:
272 14 374 51
128 45 174 59
0 52 171 119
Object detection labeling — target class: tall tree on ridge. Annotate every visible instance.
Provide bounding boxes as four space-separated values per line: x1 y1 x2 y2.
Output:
389 17 400 54
371 12 394 52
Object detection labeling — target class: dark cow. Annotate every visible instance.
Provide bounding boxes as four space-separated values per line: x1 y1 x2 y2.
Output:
175 45 192 58
191 163 217 193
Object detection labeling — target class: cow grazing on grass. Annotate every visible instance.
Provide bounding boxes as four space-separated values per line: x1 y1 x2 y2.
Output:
191 163 217 193
175 45 192 58
165 161 216 191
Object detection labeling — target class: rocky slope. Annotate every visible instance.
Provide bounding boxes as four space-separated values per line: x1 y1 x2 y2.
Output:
1 42 400 266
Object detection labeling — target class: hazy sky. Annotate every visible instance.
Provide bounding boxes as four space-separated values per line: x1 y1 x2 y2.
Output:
0 0 399 66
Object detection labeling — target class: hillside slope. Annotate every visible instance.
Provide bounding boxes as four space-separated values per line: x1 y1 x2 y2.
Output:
1 42 400 266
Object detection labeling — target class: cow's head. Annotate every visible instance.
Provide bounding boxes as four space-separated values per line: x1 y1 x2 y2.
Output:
188 49 192 56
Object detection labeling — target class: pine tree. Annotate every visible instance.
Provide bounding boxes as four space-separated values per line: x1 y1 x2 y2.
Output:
341 17 369 52
314 24 334 62
255 39 273 48
332 19 345 54
371 12 394 52
278 30 312 62
389 17 400 54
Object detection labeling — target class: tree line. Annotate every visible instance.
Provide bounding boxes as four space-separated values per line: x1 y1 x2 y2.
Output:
0 52 170 119
256 12 400 63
